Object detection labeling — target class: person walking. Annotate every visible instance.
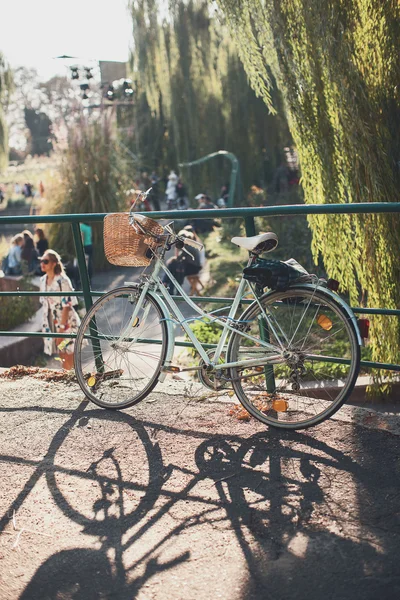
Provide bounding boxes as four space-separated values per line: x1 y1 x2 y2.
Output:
150 171 161 211
176 178 189 210
162 230 202 294
165 171 178 209
39 250 81 370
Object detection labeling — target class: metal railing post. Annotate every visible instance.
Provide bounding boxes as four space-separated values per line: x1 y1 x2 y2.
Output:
71 222 103 372
244 216 256 237
71 222 92 310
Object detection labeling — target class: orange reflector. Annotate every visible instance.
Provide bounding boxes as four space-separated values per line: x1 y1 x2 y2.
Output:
132 317 139 327
317 314 333 331
88 376 96 387
164 366 180 373
272 399 288 412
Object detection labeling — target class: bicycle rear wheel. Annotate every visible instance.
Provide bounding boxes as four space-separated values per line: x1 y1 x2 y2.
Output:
74 287 168 409
227 287 360 429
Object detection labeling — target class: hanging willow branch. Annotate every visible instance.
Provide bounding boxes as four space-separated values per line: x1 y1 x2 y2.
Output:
129 0 290 196
218 0 400 381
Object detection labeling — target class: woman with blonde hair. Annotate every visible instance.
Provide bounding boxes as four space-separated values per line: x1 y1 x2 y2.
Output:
39 249 81 370
5 234 24 275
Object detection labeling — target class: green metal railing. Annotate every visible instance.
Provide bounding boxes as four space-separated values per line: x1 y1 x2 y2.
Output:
179 150 241 207
1 202 400 372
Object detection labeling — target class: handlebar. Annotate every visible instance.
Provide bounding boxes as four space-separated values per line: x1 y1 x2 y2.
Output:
128 193 205 252
181 236 204 251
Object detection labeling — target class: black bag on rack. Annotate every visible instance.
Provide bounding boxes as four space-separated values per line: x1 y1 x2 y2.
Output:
243 258 311 292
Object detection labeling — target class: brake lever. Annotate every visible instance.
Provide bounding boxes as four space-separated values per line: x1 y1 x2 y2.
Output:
182 246 195 261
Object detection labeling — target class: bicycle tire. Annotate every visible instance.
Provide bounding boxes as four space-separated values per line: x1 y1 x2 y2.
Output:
227 287 360 430
74 286 168 409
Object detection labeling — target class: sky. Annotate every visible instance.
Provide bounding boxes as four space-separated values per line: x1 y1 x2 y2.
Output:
0 0 133 80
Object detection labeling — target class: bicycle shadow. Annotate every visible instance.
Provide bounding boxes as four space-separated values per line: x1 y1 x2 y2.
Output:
0 401 398 600
194 429 400 599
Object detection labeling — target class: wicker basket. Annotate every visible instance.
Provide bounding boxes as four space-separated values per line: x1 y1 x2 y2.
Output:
103 213 164 267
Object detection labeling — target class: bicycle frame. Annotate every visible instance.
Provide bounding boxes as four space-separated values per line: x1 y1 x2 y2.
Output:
121 253 284 372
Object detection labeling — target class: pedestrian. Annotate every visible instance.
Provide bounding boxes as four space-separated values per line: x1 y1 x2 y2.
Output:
39 180 45 197
219 183 229 206
165 171 178 209
197 194 217 210
79 222 93 281
39 249 81 370
176 178 189 210
3 234 24 275
23 182 33 199
192 194 217 234
150 171 161 211
35 227 49 256
162 230 202 294
21 230 39 274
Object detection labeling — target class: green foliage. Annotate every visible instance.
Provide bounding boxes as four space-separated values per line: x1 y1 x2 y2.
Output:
44 116 130 270
0 296 38 330
0 279 39 330
24 108 53 156
218 0 400 382
202 229 248 298
129 0 291 200
188 318 221 357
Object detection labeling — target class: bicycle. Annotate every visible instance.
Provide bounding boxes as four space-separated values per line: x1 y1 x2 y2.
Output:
74 190 362 430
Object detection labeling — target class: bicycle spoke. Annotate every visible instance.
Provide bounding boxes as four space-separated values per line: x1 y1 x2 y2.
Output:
75 288 167 408
228 288 359 430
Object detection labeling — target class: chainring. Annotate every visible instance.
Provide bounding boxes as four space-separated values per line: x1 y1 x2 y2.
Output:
198 349 231 391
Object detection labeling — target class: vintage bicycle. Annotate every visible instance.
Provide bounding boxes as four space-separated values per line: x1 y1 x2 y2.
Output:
74 190 362 430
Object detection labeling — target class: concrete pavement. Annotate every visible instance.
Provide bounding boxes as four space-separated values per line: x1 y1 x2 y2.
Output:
0 376 399 600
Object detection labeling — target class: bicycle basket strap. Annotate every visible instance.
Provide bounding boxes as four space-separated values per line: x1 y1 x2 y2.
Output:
132 213 164 237
243 258 311 291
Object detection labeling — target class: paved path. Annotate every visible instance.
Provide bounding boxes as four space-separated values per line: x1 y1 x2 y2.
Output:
0 376 399 600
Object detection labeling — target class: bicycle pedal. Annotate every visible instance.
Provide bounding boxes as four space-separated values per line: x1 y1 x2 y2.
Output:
162 366 181 373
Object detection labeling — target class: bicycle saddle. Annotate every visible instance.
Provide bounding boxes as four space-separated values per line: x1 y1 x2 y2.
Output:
231 231 278 253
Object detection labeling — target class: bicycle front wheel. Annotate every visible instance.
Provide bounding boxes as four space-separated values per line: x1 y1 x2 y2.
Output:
227 287 360 430
74 287 168 409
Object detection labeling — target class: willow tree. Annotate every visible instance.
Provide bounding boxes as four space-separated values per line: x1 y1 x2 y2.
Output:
218 0 400 376
129 0 290 198
0 53 13 171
